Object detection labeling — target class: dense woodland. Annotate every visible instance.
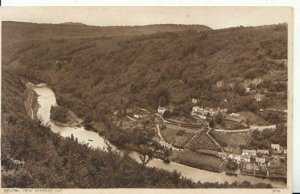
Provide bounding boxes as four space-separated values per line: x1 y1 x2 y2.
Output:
1 21 288 187
2 22 287 124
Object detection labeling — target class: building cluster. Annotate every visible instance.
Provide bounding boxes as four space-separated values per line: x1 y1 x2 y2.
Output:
191 106 227 120
216 143 287 166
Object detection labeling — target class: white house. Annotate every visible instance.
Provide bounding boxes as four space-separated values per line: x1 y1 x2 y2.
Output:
158 106 167 115
241 155 251 163
192 98 198 104
191 106 207 119
217 152 228 159
229 113 240 118
257 149 269 155
228 154 241 163
271 144 281 151
255 93 264 102
242 149 257 156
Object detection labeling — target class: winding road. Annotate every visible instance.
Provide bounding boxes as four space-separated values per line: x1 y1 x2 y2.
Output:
156 124 181 151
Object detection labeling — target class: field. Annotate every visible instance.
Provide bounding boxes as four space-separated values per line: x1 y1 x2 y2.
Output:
223 119 247 130
160 124 195 147
174 149 223 172
238 111 268 125
186 131 220 151
210 130 252 154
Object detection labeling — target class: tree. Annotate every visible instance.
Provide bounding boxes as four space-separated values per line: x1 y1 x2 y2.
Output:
215 113 224 125
153 86 170 107
235 83 246 96
130 82 140 94
158 96 167 107
226 159 238 170
176 129 185 136
139 146 153 166
50 106 68 123
209 120 215 128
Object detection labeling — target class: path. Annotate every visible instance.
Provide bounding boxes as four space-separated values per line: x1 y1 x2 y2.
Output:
156 124 165 141
219 159 226 172
184 129 203 148
206 128 225 152
266 57 287 65
214 124 276 133
156 124 181 151
214 128 251 133
155 113 170 123
127 115 137 122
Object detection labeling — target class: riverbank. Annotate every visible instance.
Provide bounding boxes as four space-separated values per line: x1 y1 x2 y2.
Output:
24 83 39 120
51 109 84 128
240 171 287 181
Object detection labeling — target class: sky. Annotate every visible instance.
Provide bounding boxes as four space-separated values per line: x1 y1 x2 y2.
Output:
1 7 292 29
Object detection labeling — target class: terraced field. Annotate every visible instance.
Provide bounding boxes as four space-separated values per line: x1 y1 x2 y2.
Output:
186 131 221 151
210 130 251 147
160 124 196 148
210 130 252 154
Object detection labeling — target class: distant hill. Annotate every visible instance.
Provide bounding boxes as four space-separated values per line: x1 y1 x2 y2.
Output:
2 21 211 44
60 22 88 26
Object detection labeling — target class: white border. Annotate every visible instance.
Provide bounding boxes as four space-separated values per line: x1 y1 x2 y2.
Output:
0 0 299 192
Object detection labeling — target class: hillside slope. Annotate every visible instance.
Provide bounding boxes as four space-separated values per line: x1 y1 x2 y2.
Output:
2 22 288 122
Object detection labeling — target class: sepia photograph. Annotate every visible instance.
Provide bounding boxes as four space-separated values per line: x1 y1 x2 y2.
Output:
0 6 293 192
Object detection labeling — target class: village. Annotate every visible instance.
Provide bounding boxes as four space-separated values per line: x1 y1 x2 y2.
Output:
107 92 288 179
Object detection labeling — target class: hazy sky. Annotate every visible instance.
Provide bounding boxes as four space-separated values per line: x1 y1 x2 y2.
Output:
1 7 292 29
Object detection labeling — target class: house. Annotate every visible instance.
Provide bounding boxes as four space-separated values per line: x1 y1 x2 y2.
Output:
241 155 251 163
242 149 257 156
228 154 241 163
257 149 269 155
229 113 240 118
254 93 264 102
271 144 281 151
191 106 207 119
271 144 283 154
218 107 228 114
284 149 287 154
217 152 228 159
256 157 266 164
158 106 167 115
246 87 251 92
192 98 198 104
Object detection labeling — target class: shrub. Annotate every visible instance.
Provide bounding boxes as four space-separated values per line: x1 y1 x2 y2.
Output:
50 106 68 123
176 129 185 136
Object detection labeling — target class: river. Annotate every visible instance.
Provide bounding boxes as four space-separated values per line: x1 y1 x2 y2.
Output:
32 83 286 188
